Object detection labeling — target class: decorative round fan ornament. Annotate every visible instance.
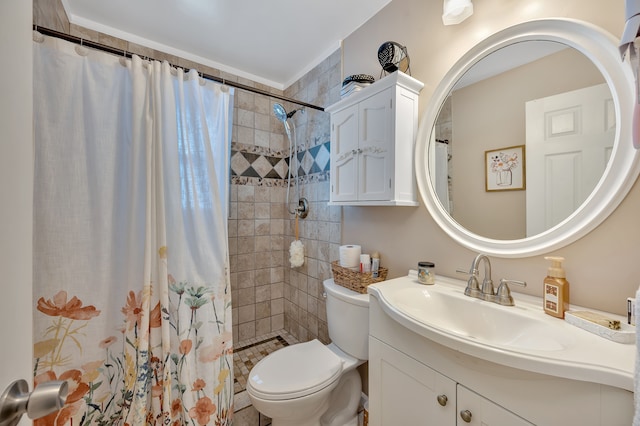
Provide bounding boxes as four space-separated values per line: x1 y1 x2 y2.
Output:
377 41 410 74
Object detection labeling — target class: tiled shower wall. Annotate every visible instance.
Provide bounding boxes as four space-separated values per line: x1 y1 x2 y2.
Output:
230 51 343 343
33 0 344 346
281 53 343 343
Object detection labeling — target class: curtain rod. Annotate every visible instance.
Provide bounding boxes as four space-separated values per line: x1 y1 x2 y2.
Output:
33 25 325 113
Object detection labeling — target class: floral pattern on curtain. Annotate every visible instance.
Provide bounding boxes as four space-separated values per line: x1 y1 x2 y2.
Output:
33 34 234 425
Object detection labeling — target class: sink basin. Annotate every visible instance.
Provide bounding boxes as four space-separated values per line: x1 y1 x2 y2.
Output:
367 272 634 391
387 286 574 351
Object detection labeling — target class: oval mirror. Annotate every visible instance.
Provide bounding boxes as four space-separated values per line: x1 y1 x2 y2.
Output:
415 19 640 258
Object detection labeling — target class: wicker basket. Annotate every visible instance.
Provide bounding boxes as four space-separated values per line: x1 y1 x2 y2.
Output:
330 260 388 294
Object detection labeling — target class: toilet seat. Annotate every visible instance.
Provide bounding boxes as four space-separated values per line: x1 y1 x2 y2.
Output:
247 339 343 401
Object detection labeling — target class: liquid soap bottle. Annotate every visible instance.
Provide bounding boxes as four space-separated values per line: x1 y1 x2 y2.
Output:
543 256 570 319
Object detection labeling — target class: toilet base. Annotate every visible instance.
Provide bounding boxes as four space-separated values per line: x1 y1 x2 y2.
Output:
320 369 362 426
251 383 335 426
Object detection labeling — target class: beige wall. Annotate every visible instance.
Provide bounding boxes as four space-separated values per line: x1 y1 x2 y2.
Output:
1 0 34 391
451 48 604 239
341 0 638 315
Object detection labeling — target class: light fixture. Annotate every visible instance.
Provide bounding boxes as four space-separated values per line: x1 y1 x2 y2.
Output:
442 0 473 25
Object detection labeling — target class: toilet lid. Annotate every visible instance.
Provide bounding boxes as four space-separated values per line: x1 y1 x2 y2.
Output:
247 339 343 400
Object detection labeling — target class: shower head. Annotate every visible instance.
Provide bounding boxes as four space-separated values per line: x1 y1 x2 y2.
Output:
273 103 288 123
273 103 304 122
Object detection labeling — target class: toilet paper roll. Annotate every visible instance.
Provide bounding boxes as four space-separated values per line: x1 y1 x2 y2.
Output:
339 245 361 269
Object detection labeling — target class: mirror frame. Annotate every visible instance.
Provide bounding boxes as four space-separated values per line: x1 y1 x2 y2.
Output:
415 19 640 258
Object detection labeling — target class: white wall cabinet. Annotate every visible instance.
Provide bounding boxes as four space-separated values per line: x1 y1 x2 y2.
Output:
370 338 533 426
326 72 423 206
368 296 633 426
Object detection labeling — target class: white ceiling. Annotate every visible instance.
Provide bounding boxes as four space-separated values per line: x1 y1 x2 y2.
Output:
61 0 392 89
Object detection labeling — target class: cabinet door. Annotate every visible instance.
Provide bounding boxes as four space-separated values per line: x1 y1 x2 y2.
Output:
369 338 456 426
330 103 359 202
457 385 533 426
358 88 393 201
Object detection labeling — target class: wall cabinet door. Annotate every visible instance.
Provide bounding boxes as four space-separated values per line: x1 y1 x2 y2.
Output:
357 87 393 201
331 103 359 202
456 385 533 426
369 338 456 426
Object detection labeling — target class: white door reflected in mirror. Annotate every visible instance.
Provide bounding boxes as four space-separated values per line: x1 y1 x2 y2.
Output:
525 84 614 236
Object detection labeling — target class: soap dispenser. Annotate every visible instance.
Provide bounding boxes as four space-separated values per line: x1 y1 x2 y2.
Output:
543 256 570 319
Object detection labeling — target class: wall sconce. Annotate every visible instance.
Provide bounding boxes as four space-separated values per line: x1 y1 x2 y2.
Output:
442 0 474 25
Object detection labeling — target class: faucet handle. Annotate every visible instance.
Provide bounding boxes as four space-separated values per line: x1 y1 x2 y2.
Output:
495 279 527 306
499 279 526 289
457 268 482 297
456 268 475 276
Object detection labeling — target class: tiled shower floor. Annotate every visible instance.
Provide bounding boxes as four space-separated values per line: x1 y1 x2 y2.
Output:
233 330 299 414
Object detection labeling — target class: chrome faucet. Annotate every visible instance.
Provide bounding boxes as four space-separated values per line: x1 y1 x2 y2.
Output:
464 254 492 299
460 254 526 306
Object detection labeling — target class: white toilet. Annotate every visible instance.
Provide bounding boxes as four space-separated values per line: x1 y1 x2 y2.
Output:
246 278 369 426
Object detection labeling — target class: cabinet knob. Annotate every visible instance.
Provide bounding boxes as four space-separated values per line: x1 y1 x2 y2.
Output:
459 409 472 423
351 149 358 155
436 394 448 406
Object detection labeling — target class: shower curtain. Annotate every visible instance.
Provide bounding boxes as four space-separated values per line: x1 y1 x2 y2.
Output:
32 33 234 425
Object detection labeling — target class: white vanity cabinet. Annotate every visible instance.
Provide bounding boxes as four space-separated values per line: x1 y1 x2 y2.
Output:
368 296 633 426
326 72 423 206
370 337 456 425
370 338 532 426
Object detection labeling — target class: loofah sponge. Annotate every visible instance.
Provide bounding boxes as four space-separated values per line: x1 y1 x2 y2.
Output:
289 240 304 268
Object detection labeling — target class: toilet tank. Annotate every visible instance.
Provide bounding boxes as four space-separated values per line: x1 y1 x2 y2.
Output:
323 279 369 360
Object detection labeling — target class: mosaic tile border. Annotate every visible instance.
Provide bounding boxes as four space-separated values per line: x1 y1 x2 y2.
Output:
231 176 288 187
235 335 289 353
231 142 289 158
231 171 330 188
